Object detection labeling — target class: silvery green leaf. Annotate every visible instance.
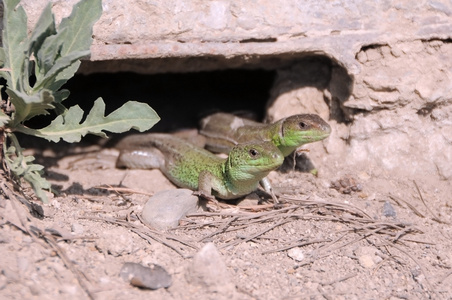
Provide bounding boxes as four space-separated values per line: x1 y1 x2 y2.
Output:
58 0 102 56
3 135 51 203
1 0 28 90
0 110 10 126
6 88 55 124
29 3 56 58
16 98 160 143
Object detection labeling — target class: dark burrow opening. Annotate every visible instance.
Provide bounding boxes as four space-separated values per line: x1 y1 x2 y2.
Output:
62 68 277 133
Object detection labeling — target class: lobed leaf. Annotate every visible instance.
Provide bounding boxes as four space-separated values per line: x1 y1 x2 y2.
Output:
23 168 51 203
0 48 5 68
33 0 102 94
0 110 10 126
33 51 88 92
29 3 56 55
16 98 160 143
1 0 28 91
3 135 51 203
6 88 55 125
34 31 64 80
58 0 102 56
30 3 57 78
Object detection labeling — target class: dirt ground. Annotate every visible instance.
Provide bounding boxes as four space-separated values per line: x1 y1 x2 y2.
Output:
1 136 452 300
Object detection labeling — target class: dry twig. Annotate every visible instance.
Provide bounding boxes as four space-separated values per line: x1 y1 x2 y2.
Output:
81 214 198 258
262 238 330 254
218 219 291 250
30 226 95 300
388 193 425 218
380 240 438 298
94 185 153 196
183 196 425 261
413 180 449 224
320 273 358 286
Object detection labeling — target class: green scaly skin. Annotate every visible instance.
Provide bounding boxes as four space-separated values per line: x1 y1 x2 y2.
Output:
199 113 332 156
116 133 284 200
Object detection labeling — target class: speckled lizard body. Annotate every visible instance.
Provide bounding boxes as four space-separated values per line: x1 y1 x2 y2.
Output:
116 133 284 200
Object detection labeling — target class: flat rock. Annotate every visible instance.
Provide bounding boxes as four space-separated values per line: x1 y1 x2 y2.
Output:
141 189 199 230
120 262 172 290
20 1 452 74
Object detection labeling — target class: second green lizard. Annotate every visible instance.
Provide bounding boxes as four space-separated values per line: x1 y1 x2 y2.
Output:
199 112 331 156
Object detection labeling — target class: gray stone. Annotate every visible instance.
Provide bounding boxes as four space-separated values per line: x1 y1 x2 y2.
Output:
382 201 397 218
142 189 199 230
120 262 172 290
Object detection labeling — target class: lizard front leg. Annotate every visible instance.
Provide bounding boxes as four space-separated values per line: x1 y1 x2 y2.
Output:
193 170 229 209
260 177 279 204
193 170 218 201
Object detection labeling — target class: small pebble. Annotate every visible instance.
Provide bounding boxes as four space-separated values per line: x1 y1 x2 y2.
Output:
71 223 84 235
382 201 396 218
287 248 305 262
120 262 172 290
358 254 375 268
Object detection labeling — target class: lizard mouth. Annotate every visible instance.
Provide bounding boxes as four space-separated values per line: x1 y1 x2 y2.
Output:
252 154 283 172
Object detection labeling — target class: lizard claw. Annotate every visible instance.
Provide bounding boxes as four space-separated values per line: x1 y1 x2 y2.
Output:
193 190 221 209
269 188 280 204
193 190 213 200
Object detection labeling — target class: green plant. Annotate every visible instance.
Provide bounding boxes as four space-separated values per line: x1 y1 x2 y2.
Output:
0 0 160 202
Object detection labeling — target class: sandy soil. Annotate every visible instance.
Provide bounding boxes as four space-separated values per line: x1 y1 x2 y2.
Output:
1 140 452 300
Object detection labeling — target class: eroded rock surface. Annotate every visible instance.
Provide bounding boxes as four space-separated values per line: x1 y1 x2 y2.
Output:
267 41 452 181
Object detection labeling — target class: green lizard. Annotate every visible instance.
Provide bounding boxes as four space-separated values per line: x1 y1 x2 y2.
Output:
116 133 284 200
199 112 331 199
199 112 331 156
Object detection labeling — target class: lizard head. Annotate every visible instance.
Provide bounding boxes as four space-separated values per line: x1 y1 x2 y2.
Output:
278 114 331 150
226 142 283 181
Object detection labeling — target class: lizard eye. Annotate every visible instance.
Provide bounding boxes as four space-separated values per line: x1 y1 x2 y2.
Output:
299 122 308 129
248 148 259 158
